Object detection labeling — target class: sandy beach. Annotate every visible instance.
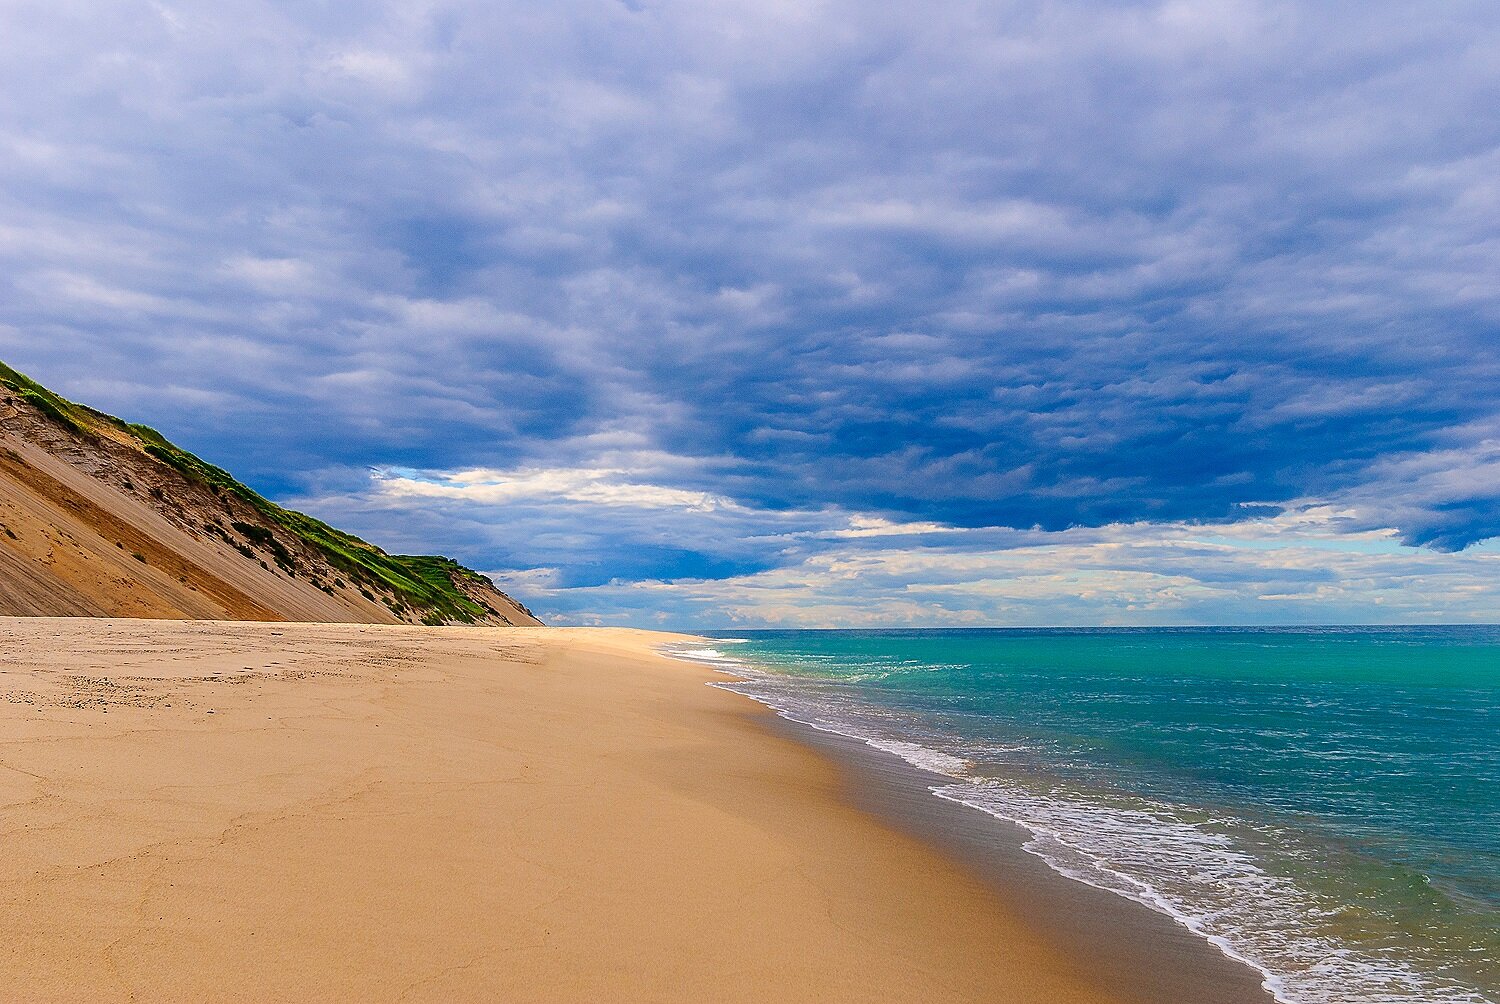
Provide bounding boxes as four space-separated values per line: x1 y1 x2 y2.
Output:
0 618 1266 1002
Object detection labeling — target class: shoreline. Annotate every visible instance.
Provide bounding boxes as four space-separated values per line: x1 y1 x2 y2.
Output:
1 617 1265 1001
674 645 1274 1004
752 702 1276 1004
687 633 1500 1004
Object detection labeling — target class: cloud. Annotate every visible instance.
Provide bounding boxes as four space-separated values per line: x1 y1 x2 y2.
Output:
287 462 1500 627
526 510 1500 629
377 466 740 511
3 1 1500 622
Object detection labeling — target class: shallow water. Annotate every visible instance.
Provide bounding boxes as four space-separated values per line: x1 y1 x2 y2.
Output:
675 627 1499 1004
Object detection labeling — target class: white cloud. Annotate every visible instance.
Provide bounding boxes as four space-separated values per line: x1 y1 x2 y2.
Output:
291 461 1500 628
532 515 1500 628
376 465 742 512
321 49 417 95
4 0 1500 626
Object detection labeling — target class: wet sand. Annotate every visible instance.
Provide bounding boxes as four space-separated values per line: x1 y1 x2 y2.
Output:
767 716 1274 1004
0 618 1267 1002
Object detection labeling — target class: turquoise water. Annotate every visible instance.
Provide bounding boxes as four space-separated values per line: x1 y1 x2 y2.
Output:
680 627 1498 1004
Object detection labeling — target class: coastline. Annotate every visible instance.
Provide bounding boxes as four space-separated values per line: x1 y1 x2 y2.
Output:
756 709 1275 1004
691 630 1500 1004
683 646 1276 1004
1 617 1262 1002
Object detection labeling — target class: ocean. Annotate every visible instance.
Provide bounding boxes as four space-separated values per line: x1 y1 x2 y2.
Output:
673 627 1498 1004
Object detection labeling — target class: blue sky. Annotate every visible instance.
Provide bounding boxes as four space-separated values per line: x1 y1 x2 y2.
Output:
3 1 1500 626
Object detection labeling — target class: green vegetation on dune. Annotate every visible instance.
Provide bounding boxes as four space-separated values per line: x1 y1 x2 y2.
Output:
0 361 515 624
0 361 89 434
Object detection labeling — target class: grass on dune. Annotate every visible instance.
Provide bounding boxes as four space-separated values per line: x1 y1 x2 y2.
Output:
1 360 502 624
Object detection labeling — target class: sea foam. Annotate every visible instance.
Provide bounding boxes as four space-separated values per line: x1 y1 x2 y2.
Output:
668 640 1498 1004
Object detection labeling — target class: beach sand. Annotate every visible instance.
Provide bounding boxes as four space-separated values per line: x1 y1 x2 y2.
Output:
0 618 1267 1002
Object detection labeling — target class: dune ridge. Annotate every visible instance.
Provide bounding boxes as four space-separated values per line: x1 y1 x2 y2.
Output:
0 361 537 626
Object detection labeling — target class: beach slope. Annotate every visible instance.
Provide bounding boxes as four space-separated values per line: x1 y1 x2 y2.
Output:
1 618 1199 1002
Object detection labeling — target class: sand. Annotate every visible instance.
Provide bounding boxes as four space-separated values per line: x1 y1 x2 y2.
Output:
0 415 538 626
0 618 1251 1002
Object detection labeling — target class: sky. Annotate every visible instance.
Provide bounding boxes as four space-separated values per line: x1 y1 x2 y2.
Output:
3 0 1500 627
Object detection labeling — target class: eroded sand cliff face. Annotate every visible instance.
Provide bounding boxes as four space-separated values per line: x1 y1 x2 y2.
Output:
0 372 538 625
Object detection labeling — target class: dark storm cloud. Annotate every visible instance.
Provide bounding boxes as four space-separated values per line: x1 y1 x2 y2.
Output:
3 0 1500 617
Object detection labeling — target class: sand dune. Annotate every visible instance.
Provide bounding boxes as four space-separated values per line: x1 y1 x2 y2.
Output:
0 365 537 626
